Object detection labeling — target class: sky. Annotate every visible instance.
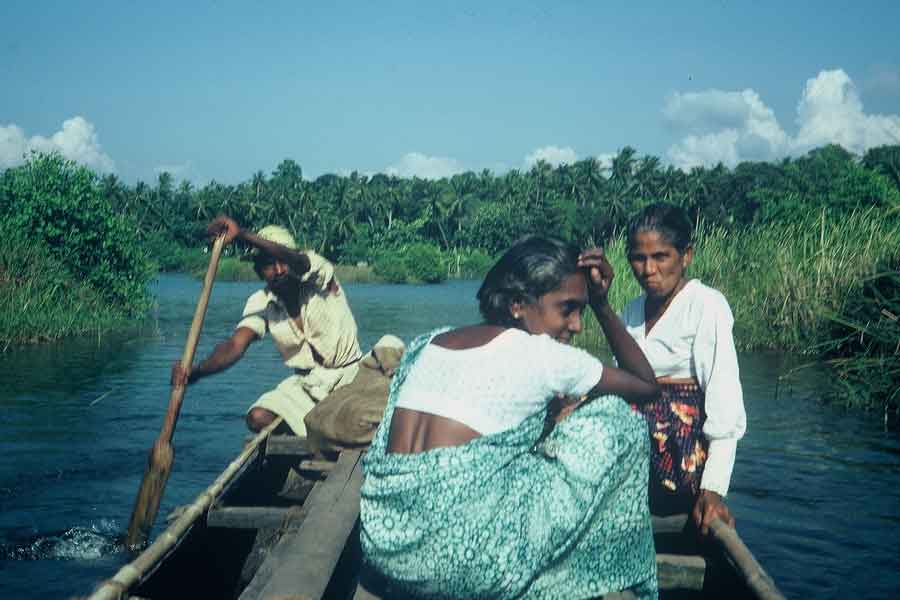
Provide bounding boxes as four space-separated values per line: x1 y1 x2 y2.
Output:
2 1 899 185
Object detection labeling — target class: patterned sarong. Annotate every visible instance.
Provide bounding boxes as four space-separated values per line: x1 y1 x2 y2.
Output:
632 381 708 511
360 329 658 600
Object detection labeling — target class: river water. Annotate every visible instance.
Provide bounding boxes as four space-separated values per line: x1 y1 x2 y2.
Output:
1 274 898 598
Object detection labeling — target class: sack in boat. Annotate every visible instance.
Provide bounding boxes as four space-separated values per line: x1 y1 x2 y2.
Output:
304 335 405 455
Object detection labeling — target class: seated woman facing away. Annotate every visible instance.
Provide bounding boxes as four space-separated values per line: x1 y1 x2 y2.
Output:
360 236 662 600
621 203 747 534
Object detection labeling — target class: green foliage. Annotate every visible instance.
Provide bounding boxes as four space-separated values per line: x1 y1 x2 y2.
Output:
0 220 137 346
405 243 446 283
0 153 153 312
208 257 259 282
862 145 900 190
338 224 377 265
815 265 900 411
143 230 203 272
460 202 534 255
77 142 900 272
445 248 495 279
372 249 409 283
751 146 900 222
373 242 447 284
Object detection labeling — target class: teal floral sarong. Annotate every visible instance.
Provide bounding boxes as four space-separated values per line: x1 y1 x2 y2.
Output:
360 329 658 599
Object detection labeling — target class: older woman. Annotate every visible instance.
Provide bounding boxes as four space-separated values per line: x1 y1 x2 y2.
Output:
621 203 747 535
360 236 660 600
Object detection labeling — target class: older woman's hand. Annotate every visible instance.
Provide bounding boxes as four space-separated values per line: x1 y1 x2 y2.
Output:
692 490 735 536
577 248 614 307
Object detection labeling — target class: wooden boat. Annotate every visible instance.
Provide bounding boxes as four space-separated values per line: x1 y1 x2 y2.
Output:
85 419 785 600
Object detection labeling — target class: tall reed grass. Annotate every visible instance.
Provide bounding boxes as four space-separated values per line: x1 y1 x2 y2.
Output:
813 268 899 414
579 208 900 356
0 225 143 348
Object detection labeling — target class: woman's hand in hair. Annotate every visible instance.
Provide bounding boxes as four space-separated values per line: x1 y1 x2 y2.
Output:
578 248 614 307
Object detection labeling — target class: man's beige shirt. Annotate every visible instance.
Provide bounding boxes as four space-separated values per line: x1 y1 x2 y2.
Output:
236 251 362 371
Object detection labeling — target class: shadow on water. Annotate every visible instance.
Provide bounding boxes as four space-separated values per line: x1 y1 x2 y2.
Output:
1 275 899 598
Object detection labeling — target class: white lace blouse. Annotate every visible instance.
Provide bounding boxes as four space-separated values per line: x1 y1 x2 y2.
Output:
394 328 605 436
620 279 747 496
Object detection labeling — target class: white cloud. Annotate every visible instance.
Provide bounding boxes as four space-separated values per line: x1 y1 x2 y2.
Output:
664 69 900 170
0 116 115 172
793 69 900 154
385 152 464 179
524 145 577 168
664 88 788 169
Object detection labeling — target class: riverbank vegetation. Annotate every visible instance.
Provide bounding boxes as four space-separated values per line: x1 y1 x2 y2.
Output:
0 154 155 347
201 257 385 284
1 144 897 412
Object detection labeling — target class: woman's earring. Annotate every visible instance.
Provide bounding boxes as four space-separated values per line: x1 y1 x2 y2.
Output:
513 312 520 319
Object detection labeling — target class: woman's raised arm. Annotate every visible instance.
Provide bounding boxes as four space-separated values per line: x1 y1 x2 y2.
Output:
578 248 658 403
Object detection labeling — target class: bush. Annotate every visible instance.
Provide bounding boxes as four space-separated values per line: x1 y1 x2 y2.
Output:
144 230 194 272
373 243 447 284
816 264 900 411
372 249 410 283
0 220 134 345
0 153 153 312
405 243 445 283
445 248 495 279
338 225 376 265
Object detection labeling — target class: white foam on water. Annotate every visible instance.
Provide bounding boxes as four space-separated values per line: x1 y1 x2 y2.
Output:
7 519 122 560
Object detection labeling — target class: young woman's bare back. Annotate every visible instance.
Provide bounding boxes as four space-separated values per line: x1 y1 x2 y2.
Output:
386 325 506 455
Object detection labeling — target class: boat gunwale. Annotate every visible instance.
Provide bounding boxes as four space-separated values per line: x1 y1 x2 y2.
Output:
83 421 785 600
85 417 284 600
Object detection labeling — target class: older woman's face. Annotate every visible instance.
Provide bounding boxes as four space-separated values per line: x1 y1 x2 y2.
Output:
516 272 588 344
627 230 692 299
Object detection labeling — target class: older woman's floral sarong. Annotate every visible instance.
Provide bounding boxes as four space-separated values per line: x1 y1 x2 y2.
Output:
632 381 708 511
360 330 658 600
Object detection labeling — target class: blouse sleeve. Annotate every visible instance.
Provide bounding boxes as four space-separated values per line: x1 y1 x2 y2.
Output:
693 292 747 497
235 290 269 339
531 334 605 398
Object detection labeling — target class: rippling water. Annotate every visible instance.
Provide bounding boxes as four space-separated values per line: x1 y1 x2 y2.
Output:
1 274 898 598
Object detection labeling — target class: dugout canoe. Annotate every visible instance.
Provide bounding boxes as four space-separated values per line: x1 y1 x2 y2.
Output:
84 419 785 600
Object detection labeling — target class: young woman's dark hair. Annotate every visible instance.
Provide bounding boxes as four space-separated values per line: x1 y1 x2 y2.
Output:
476 235 581 327
627 203 693 254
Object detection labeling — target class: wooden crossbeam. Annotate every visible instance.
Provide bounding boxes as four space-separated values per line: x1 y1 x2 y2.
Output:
265 435 313 457
298 459 336 474
656 553 706 590
207 506 293 530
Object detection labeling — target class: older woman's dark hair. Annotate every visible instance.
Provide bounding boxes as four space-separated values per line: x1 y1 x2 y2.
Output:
477 235 581 327
627 203 693 254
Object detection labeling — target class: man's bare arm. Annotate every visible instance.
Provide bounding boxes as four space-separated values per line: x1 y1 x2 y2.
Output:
171 327 259 386
208 215 311 276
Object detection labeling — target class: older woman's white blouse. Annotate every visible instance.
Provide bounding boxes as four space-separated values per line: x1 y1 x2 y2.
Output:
620 279 747 496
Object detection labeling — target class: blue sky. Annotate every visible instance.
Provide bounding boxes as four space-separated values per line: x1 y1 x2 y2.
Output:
2 1 899 184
